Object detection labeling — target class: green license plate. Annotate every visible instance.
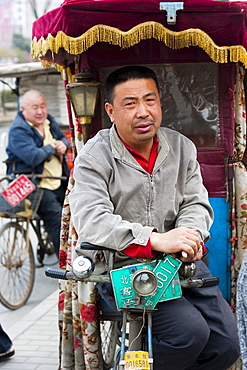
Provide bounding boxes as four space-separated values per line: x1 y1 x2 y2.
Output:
159 272 182 302
110 254 182 310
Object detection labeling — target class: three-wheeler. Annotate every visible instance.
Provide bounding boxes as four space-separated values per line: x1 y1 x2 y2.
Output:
31 1 247 368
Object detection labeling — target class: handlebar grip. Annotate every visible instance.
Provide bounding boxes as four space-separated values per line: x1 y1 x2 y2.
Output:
45 268 68 280
80 242 106 251
200 277 220 287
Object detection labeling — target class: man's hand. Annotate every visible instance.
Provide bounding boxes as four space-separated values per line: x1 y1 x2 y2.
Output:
54 140 67 163
54 140 67 155
150 227 203 262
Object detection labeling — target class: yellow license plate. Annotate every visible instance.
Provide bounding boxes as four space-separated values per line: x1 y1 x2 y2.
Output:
124 351 150 370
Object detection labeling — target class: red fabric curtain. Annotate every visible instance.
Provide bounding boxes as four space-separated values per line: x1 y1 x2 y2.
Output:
33 0 247 48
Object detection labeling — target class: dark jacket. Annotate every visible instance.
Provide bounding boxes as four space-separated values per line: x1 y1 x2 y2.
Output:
6 111 70 183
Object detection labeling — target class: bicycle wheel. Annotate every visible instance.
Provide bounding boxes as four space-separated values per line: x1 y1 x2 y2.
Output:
100 320 118 370
0 221 35 310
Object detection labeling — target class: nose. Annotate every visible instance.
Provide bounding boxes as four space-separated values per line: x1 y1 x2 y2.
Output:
36 106 43 114
137 101 149 118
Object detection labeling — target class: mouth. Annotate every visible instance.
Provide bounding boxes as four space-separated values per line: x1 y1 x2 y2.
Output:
135 123 153 133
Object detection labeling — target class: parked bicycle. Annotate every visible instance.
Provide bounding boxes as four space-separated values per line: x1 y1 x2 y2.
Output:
0 172 65 310
46 242 219 370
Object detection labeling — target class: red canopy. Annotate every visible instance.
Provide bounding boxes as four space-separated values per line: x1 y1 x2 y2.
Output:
31 0 247 198
31 0 247 70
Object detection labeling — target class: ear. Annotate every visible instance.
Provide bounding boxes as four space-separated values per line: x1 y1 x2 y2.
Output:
21 106 26 118
105 102 115 123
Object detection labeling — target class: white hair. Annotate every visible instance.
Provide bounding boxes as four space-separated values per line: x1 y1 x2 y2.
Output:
21 90 46 108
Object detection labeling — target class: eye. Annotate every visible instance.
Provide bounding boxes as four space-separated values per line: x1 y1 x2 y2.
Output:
124 101 135 107
146 98 156 105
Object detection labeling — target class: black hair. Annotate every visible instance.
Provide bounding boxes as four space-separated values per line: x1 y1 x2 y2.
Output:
105 65 159 104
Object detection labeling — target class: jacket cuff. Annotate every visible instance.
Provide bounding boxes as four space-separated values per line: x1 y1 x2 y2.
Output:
131 226 155 246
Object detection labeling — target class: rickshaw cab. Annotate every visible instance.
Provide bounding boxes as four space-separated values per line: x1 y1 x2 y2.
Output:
31 1 247 368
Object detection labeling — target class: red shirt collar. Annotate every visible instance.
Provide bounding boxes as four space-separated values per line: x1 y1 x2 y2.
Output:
120 135 159 174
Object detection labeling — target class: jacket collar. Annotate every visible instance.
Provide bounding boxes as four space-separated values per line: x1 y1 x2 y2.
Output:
110 124 169 172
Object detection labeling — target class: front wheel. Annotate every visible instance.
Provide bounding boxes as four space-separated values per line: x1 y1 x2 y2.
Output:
100 320 118 370
0 221 35 310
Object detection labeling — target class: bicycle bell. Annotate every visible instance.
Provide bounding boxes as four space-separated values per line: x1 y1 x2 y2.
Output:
72 256 94 278
179 262 197 278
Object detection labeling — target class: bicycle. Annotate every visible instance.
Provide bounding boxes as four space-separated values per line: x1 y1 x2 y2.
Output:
46 242 219 370
0 172 65 310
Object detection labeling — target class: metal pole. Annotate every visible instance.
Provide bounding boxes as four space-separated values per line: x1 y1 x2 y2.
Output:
61 67 77 159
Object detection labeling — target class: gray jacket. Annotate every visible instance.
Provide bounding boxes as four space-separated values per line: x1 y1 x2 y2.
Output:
69 125 213 273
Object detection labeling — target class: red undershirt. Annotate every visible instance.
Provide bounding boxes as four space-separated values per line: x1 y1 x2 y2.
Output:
120 135 207 258
121 136 159 258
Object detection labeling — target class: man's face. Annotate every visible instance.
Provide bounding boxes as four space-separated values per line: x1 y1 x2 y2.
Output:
22 95 48 126
105 78 162 150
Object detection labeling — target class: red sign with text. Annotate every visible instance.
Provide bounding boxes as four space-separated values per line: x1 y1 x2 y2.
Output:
2 175 36 207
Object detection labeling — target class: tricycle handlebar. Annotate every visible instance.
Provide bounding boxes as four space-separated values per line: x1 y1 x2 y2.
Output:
45 267 219 288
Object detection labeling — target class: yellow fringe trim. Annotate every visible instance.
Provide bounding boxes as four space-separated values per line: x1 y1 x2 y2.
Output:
31 21 247 69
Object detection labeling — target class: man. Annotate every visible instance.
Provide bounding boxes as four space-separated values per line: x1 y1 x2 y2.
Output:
69 66 240 369
0 325 14 362
6 90 70 257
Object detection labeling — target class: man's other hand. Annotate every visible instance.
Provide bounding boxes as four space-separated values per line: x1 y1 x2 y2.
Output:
150 227 202 262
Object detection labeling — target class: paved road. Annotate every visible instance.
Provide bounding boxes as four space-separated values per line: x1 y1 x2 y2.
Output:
0 290 59 370
0 239 59 328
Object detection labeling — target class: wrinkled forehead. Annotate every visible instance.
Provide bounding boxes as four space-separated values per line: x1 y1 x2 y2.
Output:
112 78 160 101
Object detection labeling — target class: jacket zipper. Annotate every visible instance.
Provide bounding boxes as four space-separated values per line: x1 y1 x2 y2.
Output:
120 159 155 225
147 174 154 226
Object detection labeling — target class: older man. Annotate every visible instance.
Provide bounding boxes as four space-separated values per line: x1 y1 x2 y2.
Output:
6 90 70 257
